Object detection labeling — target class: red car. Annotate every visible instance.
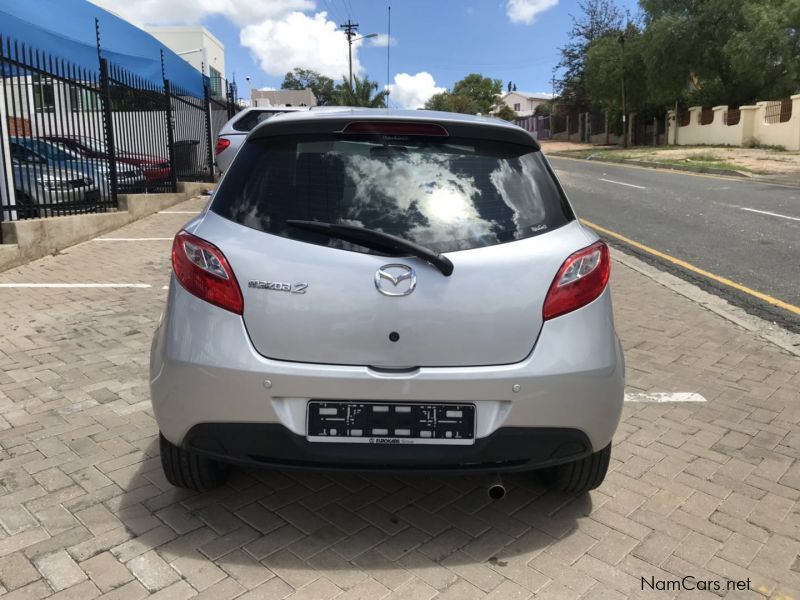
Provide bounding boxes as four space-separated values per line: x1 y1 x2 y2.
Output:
42 135 172 185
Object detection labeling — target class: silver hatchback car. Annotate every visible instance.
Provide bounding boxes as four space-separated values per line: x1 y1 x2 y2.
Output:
151 109 624 495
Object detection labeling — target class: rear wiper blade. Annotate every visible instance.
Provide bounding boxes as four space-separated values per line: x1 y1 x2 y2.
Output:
286 219 454 276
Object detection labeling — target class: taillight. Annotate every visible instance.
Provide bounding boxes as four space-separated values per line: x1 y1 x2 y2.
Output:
214 137 231 154
171 231 243 314
543 241 610 320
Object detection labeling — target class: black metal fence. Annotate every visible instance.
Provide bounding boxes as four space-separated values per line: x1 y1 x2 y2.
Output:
0 33 239 241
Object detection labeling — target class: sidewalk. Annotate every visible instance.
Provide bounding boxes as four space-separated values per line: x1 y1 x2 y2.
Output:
0 199 798 599
540 141 800 183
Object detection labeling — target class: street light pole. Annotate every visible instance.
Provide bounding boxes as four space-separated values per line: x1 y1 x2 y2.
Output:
340 20 377 89
340 20 359 88
618 33 627 148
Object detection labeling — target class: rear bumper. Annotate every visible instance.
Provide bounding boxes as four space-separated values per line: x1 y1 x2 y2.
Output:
151 279 624 459
184 423 592 472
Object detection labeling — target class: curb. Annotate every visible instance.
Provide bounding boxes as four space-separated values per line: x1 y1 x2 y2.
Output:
611 247 800 358
548 153 750 178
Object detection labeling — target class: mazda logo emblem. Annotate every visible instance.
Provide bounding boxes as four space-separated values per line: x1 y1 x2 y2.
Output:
375 264 416 297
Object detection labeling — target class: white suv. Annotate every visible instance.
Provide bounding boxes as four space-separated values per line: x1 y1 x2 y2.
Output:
214 106 308 173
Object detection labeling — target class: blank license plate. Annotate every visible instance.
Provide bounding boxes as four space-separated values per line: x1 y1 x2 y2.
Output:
306 401 475 445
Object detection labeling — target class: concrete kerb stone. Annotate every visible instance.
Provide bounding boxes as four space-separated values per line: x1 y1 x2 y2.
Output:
611 247 800 358
0 181 213 273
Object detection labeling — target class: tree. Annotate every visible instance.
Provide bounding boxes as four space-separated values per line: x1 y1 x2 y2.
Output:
584 25 648 114
423 92 454 112
281 68 336 105
637 0 800 108
534 101 553 116
725 0 800 102
333 75 388 108
423 74 502 115
452 74 503 114
495 105 518 121
557 0 626 109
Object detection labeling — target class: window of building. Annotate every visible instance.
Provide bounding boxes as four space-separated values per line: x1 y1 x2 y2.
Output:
209 66 223 98
69 86 100 112
513 103 520 111
32 75 55 113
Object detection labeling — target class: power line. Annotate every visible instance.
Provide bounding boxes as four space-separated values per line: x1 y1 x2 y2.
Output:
322 0 343 23
338 0 352 19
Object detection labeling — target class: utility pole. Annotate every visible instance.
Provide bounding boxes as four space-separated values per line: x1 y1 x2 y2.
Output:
618 32 627 148
386 6 391 106
341 19 359 89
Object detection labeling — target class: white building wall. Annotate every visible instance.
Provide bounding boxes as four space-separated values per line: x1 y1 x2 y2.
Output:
497 92 548 117
144 27 225 78
667 96 800 150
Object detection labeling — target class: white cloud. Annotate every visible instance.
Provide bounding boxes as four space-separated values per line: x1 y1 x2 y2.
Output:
369 34 396 47
505 0 559 25
88 0 314 26
240 11 357 80
388 72 445 109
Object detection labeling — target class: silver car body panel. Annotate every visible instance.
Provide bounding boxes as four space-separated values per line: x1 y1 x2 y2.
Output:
195 211 597 368
151 279 624 450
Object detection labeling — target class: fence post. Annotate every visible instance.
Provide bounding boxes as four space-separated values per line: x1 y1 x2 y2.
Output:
226 81 236 119
163 79 178 192
98 58 119 203
203 83 215 183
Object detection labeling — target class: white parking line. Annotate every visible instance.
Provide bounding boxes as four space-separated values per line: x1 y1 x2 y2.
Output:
93 237 173 241
740 207 800 222
599 178 647 190
624 392 707 403
159 211 202 214
0 283 152 288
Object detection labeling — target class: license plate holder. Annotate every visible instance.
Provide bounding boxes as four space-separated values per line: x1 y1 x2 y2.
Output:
306 401 476 445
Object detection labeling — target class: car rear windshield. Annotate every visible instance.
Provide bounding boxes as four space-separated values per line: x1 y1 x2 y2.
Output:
211 133 574 254
232 110 291 132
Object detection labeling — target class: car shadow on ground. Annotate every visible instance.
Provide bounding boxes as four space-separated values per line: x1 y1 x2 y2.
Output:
121 437 593 572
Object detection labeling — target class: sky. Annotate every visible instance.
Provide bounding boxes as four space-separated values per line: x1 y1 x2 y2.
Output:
89 0 640 108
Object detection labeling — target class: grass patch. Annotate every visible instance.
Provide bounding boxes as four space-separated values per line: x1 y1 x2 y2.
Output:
550 148 767 174
656 158 760 173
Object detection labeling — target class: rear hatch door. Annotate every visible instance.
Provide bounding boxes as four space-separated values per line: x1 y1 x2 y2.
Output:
204 118 581 367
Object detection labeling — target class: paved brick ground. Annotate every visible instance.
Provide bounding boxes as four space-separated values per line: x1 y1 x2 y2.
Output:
0 198 798 599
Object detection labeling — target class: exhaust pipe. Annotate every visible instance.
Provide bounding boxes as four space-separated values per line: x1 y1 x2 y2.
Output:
487 473 506 500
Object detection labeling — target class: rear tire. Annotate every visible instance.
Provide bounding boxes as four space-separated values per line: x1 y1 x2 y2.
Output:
539 443 611 494
159 433 230 491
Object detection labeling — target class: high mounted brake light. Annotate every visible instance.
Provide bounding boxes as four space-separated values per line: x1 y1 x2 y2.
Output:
172 231 243 314
543 241 610 320
341 122 449 137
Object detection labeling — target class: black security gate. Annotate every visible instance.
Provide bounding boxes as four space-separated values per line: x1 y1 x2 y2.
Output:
106 60 175 194
0 37 119 225
0 32 240 240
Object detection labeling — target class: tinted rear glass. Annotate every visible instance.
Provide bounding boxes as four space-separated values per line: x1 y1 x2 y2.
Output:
232 110 290 132
211 133 574 254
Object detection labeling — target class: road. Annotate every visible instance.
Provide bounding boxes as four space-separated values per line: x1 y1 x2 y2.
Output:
550 156 800 326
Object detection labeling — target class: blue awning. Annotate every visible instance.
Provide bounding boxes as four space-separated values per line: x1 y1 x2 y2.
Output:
0 0 206 97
